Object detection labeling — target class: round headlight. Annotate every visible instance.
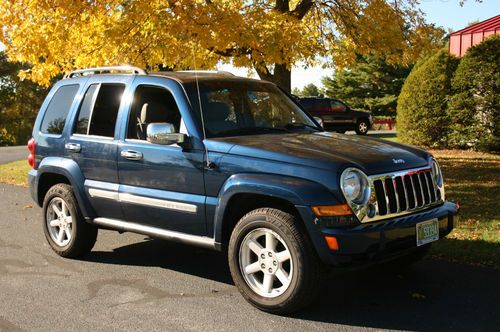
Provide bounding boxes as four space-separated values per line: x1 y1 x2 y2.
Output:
431 159 443 187
341 168 369 205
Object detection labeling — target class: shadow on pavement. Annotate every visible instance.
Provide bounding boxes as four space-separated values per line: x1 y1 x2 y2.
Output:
86 238 499 331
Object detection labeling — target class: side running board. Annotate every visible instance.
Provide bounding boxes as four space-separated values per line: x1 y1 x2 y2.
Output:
93 218 218 250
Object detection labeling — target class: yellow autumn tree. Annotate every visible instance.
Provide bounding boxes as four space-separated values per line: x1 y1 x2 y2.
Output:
0 0 444 91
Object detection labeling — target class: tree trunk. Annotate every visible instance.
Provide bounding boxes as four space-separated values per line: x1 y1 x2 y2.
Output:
273 64 292 93
254 63 292 93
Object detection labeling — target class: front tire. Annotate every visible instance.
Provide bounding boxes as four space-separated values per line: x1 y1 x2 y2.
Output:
355 119 369 135
228 208 324 314
42 183 98 258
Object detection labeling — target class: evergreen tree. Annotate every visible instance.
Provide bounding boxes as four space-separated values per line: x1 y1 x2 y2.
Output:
322 55 412 116
397 49 459 147
448 35 499 152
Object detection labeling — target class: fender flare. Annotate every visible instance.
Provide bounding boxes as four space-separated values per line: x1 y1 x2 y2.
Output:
36 157 95 219
212 173 341 243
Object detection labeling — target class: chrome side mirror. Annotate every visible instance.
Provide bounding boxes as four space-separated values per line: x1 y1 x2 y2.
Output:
147 123 186 146
313 116 324 128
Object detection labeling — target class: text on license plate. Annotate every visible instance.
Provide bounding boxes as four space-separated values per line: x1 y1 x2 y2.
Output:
416 219 439 246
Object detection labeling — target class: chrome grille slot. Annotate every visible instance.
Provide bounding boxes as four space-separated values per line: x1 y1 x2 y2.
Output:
384 178 398 214
373 180 387 215
367 167 443 222
394 177 407 211
425 172 436 202
403 175 416 209
411 174 423 207
419 172 430 204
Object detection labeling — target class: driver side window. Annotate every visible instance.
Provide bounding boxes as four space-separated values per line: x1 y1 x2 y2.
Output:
330 100 347 112
127 85 182 140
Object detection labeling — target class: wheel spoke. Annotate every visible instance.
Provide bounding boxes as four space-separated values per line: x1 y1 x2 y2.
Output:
64 228 71 240
52 203 62 218
57 228 65 243
265 232 277 251
276 249 290 263
244 262 261 275
62 203 69 217
49 219 60 227
248 239 263 255
275 269 290 287
65 216 73 224
262 274 274 293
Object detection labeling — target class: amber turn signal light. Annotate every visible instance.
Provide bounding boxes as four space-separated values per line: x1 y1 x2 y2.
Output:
324 236 339 251
312 204 352 217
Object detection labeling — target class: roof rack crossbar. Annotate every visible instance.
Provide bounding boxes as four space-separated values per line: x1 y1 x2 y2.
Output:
64 65 147 79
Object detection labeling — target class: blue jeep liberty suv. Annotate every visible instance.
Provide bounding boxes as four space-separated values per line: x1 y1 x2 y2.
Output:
27 66 458 313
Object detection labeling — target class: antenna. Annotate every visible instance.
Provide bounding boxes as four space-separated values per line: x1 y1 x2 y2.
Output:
191 47 214 169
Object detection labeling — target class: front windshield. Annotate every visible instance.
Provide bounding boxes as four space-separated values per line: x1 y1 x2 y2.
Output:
186 81 320 138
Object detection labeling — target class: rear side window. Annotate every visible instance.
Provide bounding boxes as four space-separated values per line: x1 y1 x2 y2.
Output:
74 83 125 137
40 84 79 135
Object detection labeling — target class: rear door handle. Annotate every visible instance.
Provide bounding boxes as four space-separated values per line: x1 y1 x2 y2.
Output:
65 143 81 153
121 150 143 161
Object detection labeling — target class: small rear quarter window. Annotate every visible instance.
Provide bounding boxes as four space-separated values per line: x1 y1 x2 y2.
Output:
40 84 79 135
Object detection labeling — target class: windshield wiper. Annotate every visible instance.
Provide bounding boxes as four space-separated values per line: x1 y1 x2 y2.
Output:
284 122 320 131
216 127 289 137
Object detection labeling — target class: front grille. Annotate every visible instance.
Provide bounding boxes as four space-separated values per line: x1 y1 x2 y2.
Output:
370 168 442 219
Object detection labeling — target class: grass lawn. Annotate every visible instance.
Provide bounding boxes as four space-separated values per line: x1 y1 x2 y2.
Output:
0 160 30 187
0 140 498 268
428 149 500 269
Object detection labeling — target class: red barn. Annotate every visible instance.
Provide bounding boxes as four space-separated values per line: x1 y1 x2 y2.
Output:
449 15 500 57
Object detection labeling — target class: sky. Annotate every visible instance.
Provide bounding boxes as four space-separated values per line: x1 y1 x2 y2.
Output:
1 0 498 89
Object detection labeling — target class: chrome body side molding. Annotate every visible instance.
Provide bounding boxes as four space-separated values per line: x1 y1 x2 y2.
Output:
87 187 198 213
93 218 217 250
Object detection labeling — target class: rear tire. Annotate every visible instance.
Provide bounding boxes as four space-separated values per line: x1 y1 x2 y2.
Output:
42 183 98 258
355 119 369 135
228 208 325 314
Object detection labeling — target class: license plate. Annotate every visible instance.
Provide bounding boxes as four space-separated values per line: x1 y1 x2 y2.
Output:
416 219 439 246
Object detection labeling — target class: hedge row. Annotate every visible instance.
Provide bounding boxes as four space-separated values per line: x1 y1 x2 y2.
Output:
397 35 499 152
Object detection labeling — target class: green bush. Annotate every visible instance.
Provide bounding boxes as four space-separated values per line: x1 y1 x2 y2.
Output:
448 35 500 152
397 49 459 147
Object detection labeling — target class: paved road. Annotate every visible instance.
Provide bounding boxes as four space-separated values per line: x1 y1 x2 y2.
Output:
1 184 499 331
0 146 26 165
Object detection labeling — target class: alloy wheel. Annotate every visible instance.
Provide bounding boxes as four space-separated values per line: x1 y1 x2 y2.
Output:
46 197 73 247
239 228 293 298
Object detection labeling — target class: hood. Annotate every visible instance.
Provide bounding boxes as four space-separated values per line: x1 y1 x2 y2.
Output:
208 132 430 175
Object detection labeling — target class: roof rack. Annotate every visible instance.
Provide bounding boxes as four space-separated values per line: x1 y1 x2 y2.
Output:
64 65 147 79
177 70 234 76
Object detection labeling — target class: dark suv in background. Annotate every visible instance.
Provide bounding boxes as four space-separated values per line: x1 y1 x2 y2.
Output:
28 66 457 314
298 97 372 135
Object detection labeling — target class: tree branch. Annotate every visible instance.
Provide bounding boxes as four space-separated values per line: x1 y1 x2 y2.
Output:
292 0 314 19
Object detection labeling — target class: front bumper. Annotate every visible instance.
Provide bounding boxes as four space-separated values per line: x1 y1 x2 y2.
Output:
297 202 458 266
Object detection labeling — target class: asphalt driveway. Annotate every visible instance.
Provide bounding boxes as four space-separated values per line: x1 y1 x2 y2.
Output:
0 146 26 164
0 183 499 331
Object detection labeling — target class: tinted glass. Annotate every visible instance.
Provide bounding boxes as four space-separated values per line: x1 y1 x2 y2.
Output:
186 81 319 138
73 84 124 137
127 85 182 140
40 84 79 135
330 100 347 112
74 84 99 134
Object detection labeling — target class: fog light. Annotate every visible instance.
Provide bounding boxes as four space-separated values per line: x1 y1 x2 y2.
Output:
324 236 339 251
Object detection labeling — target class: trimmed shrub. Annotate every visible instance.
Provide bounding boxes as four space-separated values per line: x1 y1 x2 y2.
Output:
448 35 500 152
397 49 459 147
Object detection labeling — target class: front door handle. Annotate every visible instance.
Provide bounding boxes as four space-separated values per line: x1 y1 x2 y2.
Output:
121 150 143 161
65 143 81 153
